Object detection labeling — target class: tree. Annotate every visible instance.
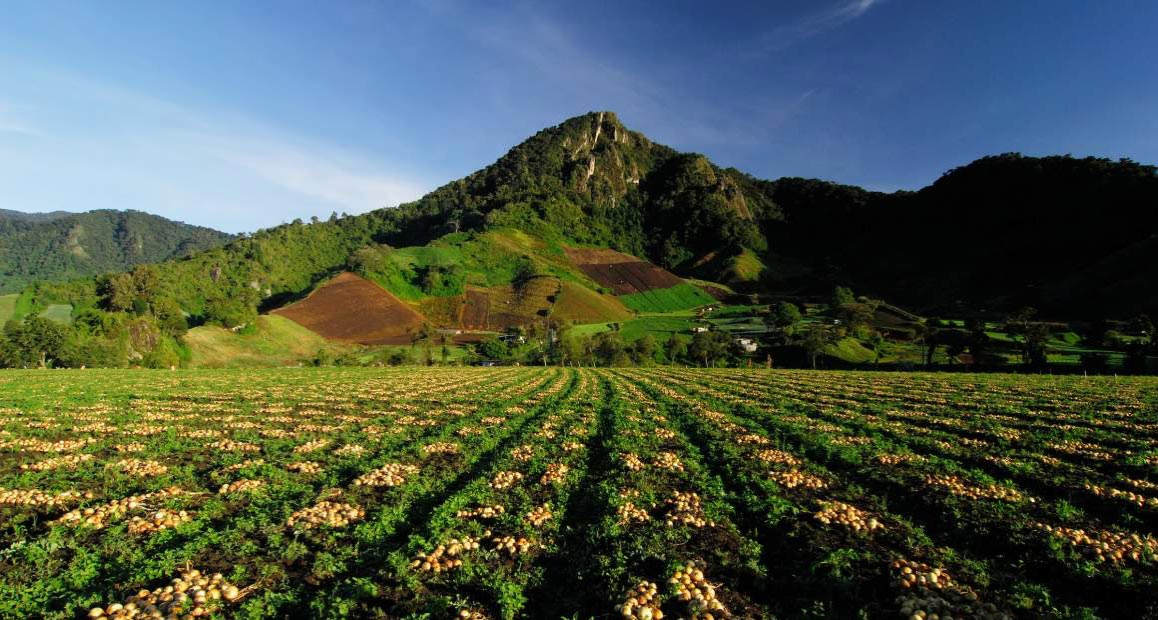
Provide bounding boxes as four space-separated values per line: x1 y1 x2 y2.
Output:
593 331 627 366
1083 318 1111 347
1004 308 1048 368
152 297 188 337
833 286 855 307
419 266 443 295
512 256 538 291
476 337 509 362
688 331 731 367
204 294 257 329
689 331 713 367
410 322 436 366
1004 307 1037 334
666 334 688 365
2 316 68 368
800 324 834 370
769 302 802 330
97 273 137 312
557 327 586 367
1080 352 1108 373
1022 323 1050 368
631 334 659 365
923 326 940 367
73 308 121 337
1131 314 1154 345
836 300 878 336
1124 343 1150 374
966 319 991 365
130 265 161 304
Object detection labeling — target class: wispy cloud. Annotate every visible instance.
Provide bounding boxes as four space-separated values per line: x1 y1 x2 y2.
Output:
0 65 428 231
755 0 882 53
0 103 44 137
195 134 427 216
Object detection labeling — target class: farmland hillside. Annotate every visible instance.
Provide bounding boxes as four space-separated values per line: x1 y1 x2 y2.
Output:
5 113 1158 368
271 272 425 345
21 113 1158 321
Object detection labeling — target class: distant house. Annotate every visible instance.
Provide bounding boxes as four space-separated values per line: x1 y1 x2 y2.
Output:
691 326 709 333
734 337 758 353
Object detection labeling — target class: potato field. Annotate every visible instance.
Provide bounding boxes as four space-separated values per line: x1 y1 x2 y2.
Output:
0 368 1156 620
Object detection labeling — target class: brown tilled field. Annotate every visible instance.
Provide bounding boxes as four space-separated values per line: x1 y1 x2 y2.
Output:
271 272 426 345
564 247 685 295
487 278 557 328
460 278 558 331
562 247 639 265
574 261 684 295
460 289 491 330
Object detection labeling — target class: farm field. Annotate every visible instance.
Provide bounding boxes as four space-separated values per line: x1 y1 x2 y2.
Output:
0 369 1156 619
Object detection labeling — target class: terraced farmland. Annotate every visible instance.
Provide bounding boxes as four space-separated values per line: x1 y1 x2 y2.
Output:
0 369 1156 619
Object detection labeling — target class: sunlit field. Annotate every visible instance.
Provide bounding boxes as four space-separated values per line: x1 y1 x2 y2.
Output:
1 368 1156 619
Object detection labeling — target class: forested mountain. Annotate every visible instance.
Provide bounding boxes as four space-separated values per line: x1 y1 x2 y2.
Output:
760 154 1158 316
380 111 774 270
0 209 73 223
25 112 777 321
356 113 1158 317
0 209 234 293
23 113 1158 319
6 112 1158 369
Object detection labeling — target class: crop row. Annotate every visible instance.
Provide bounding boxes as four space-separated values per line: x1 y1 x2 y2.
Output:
0 367 1155 619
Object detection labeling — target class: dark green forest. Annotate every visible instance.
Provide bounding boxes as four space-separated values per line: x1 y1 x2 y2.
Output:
0 209 234 293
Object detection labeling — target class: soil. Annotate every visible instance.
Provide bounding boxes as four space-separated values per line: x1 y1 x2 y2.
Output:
271 272 426 345
562 247 640 266
460 289 490 330
574 261 684 295
565 247 686 295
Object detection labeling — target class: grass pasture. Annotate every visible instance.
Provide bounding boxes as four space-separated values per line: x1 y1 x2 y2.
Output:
184 315 347 367
571 315 697 341
38 304 73 324
0 293 17 324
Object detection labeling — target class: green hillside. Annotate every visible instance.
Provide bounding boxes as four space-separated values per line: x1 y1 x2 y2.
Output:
3 112 1157 369
0 209 234 293
185 315 347 368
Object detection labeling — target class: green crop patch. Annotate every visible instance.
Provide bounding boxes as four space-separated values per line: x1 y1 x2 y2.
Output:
618 282 714 313
0 368 1155 619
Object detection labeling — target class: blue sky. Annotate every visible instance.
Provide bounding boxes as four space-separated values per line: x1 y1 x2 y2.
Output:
2 1 1157 233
